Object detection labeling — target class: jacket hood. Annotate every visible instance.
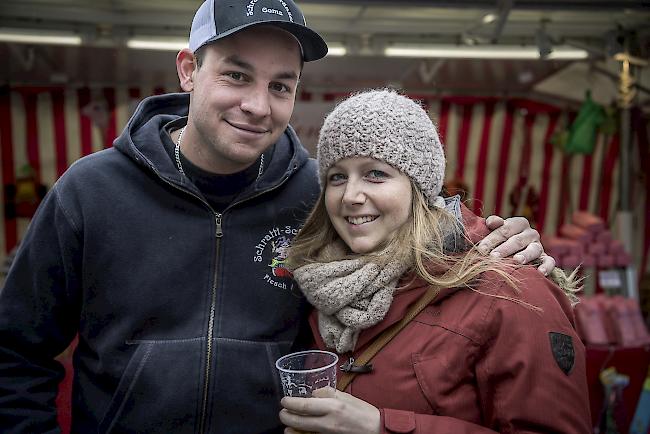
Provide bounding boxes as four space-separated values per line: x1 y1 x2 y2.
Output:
112 92 311 192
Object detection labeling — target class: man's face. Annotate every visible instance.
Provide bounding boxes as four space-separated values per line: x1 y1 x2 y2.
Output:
186 25 302 174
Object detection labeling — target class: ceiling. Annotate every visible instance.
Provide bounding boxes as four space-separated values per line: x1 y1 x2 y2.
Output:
1 0 649 105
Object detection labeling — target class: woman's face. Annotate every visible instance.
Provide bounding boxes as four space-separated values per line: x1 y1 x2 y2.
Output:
324 157 412 254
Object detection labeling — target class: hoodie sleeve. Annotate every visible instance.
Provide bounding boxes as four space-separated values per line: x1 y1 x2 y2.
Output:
0 183 81 433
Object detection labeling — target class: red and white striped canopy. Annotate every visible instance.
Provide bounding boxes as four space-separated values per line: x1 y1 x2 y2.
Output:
1 87 648 273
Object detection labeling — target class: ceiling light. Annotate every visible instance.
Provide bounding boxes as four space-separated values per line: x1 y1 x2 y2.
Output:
0 28 81 46
126 38 187 51
326 42 346 56
546 48 590 60
384 44 588 60
482 14 497 24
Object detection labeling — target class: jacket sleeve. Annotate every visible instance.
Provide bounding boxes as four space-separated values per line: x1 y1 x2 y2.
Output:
379 408 498 434
473 268 592 434
379 268 591 434
0 183 81 433
459 201 490 244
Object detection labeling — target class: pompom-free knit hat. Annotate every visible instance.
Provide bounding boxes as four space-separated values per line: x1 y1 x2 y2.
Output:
317 89 446 208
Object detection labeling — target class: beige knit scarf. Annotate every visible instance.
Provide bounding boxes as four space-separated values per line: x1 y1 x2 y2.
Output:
293 249 410 353
293 196 464 353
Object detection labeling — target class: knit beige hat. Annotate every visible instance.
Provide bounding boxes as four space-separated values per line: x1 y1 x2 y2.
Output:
317 89 446 208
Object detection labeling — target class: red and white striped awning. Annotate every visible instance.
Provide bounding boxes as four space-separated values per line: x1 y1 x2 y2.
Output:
1 87 648 273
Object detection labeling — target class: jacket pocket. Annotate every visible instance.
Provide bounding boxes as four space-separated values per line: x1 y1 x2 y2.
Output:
98 338 203 434
412 338 481 421
211 338 293 432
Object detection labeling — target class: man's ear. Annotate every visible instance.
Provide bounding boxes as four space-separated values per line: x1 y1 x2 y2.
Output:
176 48 196 92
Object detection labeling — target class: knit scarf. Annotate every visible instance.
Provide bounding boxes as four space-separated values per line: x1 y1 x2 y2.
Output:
293 196 465 353
293 245 410 353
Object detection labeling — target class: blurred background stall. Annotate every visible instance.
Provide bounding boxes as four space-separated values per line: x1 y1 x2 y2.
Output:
1 1 650 433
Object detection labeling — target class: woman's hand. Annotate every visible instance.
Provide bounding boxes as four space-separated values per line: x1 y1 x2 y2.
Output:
279 386 381 434
479 215 555 276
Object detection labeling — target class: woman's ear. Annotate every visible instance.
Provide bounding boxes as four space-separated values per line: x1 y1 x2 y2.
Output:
176 48 196 92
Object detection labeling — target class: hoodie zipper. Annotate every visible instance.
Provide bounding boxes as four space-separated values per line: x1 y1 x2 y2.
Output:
198 211 222 434
144 168 221 434
148 162 294 433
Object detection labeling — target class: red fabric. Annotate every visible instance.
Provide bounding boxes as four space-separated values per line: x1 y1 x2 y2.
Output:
584 295 650 348
129 88 141 100
55 358 73 434
51 89 68 178
536 112 560 233
77 88 92 157
604 296 639 346
579 152 594 212
310 267 591 434
598 134 620 221
0 87 18 253
456 104 473 180
472 101 495 216
23 90 42 184
382 409 416 433
55 336 78 434
508 98 562 115
103 87 117 149
518 113 535 183
556 154 572 229
437 99 451 145
308 208 590 433
635 109 650 275
493 104 514 216
575 298 612 346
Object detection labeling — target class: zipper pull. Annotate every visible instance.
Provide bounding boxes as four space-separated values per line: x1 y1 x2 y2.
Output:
215 213 223 238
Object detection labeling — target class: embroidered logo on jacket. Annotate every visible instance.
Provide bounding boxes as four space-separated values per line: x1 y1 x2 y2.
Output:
253 226 298 289
549 332 575 375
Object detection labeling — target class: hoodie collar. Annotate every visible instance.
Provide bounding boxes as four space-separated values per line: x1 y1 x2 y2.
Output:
113 92 311 194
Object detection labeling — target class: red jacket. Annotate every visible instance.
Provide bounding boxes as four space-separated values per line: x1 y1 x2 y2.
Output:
309 214 591 433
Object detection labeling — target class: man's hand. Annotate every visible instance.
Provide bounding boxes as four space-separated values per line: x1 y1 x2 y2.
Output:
478 215 555 276
280 387 380 434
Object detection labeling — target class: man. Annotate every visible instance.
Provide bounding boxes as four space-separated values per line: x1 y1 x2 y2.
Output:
0 1 553 433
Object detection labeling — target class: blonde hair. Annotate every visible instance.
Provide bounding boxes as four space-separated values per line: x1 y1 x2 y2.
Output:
289 180 524 298
290 178 583 307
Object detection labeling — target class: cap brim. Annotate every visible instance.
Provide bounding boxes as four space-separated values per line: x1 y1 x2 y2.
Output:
201 21 328 62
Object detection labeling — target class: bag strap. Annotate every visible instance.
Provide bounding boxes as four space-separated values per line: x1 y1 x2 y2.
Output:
336 286 440 392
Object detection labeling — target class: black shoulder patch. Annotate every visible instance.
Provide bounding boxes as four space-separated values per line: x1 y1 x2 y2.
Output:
549 332 575 375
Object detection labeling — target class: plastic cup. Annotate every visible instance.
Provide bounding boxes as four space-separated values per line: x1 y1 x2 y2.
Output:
275 350 338 398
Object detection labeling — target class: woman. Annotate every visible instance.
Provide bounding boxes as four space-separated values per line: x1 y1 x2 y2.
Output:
279 89 591 433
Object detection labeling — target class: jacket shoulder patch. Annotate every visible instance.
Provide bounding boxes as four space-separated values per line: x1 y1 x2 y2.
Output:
549 332 575 375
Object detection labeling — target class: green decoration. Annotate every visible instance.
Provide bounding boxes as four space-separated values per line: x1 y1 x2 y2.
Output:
564 91 605 155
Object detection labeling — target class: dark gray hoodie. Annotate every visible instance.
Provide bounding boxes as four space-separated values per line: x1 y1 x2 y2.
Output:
0 93 319 433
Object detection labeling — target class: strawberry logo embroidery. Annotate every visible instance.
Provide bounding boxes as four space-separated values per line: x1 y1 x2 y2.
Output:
253 226 298 289
269 236 293 279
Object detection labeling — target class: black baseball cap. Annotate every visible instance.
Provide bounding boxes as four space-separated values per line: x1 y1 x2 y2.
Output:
188 0 328 61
